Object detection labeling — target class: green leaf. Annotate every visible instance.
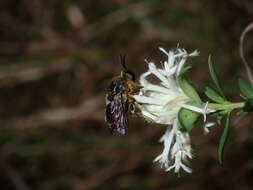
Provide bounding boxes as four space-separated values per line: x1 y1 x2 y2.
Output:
178 107 200 132
178 76 201 104
178 66 192 76
238 77 253 99
208 56 225 98
218 113 230 163
205 86 228 104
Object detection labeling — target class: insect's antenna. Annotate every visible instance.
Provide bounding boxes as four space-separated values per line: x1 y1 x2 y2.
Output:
119 54 127 71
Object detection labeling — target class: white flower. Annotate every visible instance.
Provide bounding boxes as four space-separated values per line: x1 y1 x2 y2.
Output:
153 119 193 173
203 122 216 134
133 47 214 174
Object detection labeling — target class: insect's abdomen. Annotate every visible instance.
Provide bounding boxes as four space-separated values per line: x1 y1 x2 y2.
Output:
105 93 128 135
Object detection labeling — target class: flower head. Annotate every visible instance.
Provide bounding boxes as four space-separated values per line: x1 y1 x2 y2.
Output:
133 47 213 173
134 47 200 124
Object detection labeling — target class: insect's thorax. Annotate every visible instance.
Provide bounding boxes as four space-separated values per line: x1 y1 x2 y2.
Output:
107 75 135 94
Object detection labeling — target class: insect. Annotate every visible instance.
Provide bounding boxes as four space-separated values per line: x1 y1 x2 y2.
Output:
105 55 138 135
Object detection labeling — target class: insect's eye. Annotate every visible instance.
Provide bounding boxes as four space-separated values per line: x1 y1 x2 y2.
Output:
124 71 135 81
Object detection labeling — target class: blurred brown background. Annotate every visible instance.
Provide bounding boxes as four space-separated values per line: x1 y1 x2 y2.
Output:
0 0 253 190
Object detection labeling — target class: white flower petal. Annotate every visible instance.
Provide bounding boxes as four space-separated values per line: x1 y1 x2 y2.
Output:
189 50 200 57
203 122 216 134
133 95 165 105
205 122 216 128
181 103 215 114
180 163 192 173
148 62 171 88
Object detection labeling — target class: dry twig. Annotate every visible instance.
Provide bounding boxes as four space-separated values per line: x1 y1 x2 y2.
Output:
239 22 253 86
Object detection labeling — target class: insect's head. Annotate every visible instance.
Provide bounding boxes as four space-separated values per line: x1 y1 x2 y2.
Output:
119 55 135 81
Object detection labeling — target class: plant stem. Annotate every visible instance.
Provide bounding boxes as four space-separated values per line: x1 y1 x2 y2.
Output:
207 102 245 111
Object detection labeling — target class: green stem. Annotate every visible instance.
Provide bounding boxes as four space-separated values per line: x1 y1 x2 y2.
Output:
207 102 245 111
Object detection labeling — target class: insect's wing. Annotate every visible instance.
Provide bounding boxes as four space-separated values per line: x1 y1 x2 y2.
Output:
105 94 128 135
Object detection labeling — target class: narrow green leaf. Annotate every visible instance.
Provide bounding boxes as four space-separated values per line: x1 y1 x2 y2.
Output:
178 107 200 132
178 76 201 103
178 66 192 76
208 56 225 98
218 113 230 163
205 86 228 104
238 77 253 99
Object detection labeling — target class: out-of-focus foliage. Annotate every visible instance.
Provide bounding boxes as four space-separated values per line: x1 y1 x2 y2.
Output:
0 0 253 189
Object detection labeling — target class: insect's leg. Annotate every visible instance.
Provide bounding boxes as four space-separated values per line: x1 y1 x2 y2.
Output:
133 85 143 93
128 101 142 117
